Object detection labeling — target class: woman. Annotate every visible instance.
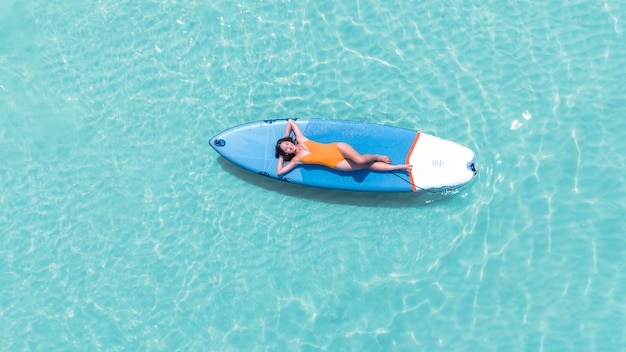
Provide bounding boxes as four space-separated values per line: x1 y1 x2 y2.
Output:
275 119 412 175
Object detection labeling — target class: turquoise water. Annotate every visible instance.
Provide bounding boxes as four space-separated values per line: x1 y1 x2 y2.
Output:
2 0 625 350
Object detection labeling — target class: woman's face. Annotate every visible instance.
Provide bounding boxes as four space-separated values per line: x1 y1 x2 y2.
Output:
279 141 296 154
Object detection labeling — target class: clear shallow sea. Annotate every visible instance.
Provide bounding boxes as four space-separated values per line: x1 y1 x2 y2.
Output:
1 0 625 350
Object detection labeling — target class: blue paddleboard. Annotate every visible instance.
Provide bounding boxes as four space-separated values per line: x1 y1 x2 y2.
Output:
209 119 476 192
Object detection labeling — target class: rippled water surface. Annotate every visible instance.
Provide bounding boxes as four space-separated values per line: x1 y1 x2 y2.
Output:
1 1 625 350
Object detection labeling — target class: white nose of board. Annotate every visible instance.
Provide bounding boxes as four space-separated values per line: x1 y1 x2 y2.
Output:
407 132 475 190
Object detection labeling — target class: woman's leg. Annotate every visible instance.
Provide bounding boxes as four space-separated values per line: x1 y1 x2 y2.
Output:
335 143 411 171
336 143 385 164
368 161 413 172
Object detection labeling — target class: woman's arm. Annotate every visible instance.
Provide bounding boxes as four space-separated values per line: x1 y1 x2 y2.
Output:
277 156 300 175
285 118 308 143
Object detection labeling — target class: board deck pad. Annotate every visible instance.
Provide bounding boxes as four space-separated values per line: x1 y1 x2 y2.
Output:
210 119 476 192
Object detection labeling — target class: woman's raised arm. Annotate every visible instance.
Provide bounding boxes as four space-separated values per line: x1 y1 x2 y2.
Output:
277 155 300 175
285 118 308 143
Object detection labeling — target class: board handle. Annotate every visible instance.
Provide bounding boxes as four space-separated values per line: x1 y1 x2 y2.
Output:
467 161 476 174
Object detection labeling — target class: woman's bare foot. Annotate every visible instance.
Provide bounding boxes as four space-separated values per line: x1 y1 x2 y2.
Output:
388 164 412 172
377 155 392 164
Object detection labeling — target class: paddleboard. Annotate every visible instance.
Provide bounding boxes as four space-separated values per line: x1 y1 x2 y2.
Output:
209 119 476 192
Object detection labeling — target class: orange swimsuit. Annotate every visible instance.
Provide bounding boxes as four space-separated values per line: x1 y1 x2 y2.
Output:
299 140 345 168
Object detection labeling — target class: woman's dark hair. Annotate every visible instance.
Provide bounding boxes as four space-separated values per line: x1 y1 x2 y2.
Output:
275 137 296 161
